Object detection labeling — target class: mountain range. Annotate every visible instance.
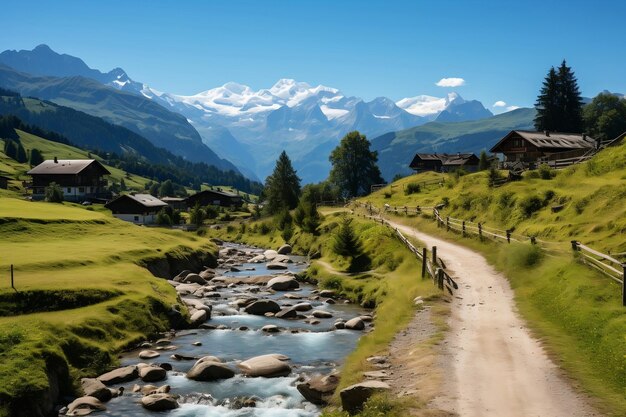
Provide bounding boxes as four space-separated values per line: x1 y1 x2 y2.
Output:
0 45 505 183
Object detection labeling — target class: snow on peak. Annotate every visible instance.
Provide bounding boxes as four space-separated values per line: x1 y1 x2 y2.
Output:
396 92 465 117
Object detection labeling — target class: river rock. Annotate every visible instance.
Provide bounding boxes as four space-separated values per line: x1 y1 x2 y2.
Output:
340 381 391 414
267 276 299 291
173 270 192 282
263 250 278 260
345 318 365 330
183 273 207 285
194 355 222 366
238 354 291 378
267 262 288 270
273 254 292 263
141 393 179 411
275 307 299 319
262 324 280 333
249 254 266 263
138 350 160 360
97 366 138 385
175 283 201 295
319 290 337 298
244 300 281 315
293 302 312 311
312 310 333 319
277 244 292 255
334 321 345 329
187 360 235 381
80 378 112 402
190 309 208 326
139 365 167 382
297 372 340 405
66 396 106 415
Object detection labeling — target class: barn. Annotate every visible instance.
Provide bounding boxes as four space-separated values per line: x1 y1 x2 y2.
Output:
185 189 244 209
105 193 167 225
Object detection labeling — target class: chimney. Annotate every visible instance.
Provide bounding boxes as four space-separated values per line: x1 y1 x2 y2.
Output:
54 157 58 163
544 131 550 137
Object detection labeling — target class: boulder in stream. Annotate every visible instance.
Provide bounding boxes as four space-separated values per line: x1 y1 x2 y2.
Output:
182 273 207 285
312 310 333 319
266 262 289 270
277 244 292 254
141 393 179 411
97 366 138 385
345 317 365 331
139 365 167 383
297 372 340 405
138 350 160 360
187 360 235 381
66 396 106 415
238 354 291 378
244 300 281 315
267 276 299 291
80 378 111 402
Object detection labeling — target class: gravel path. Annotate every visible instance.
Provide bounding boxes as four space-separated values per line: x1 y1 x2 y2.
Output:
386 220 601 417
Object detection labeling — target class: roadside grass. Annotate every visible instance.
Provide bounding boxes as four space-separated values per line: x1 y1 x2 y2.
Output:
0 195 216 413
207 210 447 415
357 140 626 416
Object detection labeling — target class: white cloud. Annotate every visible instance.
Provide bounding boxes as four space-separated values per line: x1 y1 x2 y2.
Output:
493 100 507 107
506 105 521 111
435 77 466 87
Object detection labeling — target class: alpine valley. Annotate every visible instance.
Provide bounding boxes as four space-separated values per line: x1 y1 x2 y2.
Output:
0 45 535 183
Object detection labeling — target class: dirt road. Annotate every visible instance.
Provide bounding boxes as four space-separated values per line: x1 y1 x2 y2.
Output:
387 220 600 417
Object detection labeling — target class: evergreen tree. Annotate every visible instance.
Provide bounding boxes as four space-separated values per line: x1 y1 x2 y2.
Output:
534 61 583 132
583 93 626 141
264 151 301 214
159 179 175 197
15 142 28 163
3 140 17 160
120 177 127 191
478 150 490 171
333 216 362 258
149 182 160 197
329 131 384 198
29 148 44 167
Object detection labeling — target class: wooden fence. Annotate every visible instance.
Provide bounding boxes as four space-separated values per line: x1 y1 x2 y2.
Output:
572 241 625 306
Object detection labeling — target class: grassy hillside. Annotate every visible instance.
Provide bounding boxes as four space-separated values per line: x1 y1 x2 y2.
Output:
0 192 216 416
371 108 535 180
358 141 626 415
0 129 151 191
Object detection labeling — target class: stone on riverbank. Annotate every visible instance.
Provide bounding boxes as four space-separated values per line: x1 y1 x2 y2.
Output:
97 366 138 385
345 318 365 330
263 249 278 260
141 394 179 411
275 307 299 319
182 273 207 285
262 324 281 333
138 350 160 360
80 378 112 402
238 354 291 378
267 262 288 270
244 300 281 315
277 244 292 254
296 372 340 405
312 310 333 319
190 310 208 326
293 302 312 311
340 381 391 414
66 396 106 415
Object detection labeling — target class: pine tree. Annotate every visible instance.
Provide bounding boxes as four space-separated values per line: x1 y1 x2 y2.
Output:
333 216 362 258
478 150 490 171
329 131 384 198
29 148 44 167
4 140 17 160
15 143 28 163
534 61 583 132
264 151 301 214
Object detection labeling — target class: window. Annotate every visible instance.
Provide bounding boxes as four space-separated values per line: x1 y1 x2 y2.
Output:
134 216 139 222
66 188 71 193
78 187 85 193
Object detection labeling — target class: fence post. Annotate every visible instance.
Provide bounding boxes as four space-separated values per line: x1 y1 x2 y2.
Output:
571 240 578 251
478 223 483 241
622 264 626 307
446 216 450 231
530 236 536 245
10 264 14 290
432 246 437 266
437 268 444 290
506 230 511 243
462 221 466 237
421 248 427 278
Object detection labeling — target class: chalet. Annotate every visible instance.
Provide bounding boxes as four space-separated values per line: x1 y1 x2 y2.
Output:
409 153 479 173
489 130 596 167
161 197 186 211
0 174 10 190
27 158 111 202
185 189 244 209
104 193 167 225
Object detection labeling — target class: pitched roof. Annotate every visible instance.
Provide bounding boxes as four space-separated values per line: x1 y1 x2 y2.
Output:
490 130 596 153
410 153 477 167
27 159 111 175
105 193 167 209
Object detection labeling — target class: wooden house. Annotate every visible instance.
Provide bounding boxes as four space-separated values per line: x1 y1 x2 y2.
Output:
0 174 10 190
161 197 186 211
105 193 167 224
409 153 479 173
185 189 244 209
27 158 111 202
490 130 596 167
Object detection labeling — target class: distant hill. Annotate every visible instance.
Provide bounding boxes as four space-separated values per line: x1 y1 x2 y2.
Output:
371 107 536 180
0 64 239 173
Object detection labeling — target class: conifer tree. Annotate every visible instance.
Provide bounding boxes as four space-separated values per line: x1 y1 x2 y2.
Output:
333 216 362 258
534 61 583 132
29 148 44 167
15 142 28 163
478 150 490 171
264 151 301 214
3 140 17 160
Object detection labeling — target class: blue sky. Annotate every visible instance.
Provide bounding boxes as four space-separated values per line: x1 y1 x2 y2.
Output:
3 0 625 111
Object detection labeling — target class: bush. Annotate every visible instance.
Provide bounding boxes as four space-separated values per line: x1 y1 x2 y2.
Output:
258 222 272 235
518 195 544 218
543 189 555 203
155 210 172 226
205 205 219 219
498 191 516 209
383 192 392 199
404 183 421 195
189 203 205 227
488 165 502 187
276 210 293 230
538 163 555 180
44 182 63 203
507 244 543 268
281 222 294 243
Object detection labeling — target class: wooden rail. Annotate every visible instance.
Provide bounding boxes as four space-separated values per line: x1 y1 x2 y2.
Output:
572 241 625 306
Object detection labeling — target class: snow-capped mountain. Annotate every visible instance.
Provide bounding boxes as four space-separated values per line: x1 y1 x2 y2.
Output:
0 45 495 183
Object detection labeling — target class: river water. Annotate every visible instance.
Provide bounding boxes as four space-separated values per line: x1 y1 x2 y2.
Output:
100 244 368 416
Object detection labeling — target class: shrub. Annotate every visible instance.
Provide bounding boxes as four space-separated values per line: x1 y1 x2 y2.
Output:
189 203 205 226
281 222 294 242
156 209 172 226
258 222 272 235
488 165 502 187
574 197 590 214
44 182 64 203
383 192 392 199
405 183 421 195
538 163 554 180
518 195 544 218
205 205 219 219
543 189 556 203
276 210 293 230
508 244 543 268
498 191 516 209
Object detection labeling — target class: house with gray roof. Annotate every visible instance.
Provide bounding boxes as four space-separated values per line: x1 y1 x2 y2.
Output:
27 158 111 202
104 193 167 224
409 153 479 173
